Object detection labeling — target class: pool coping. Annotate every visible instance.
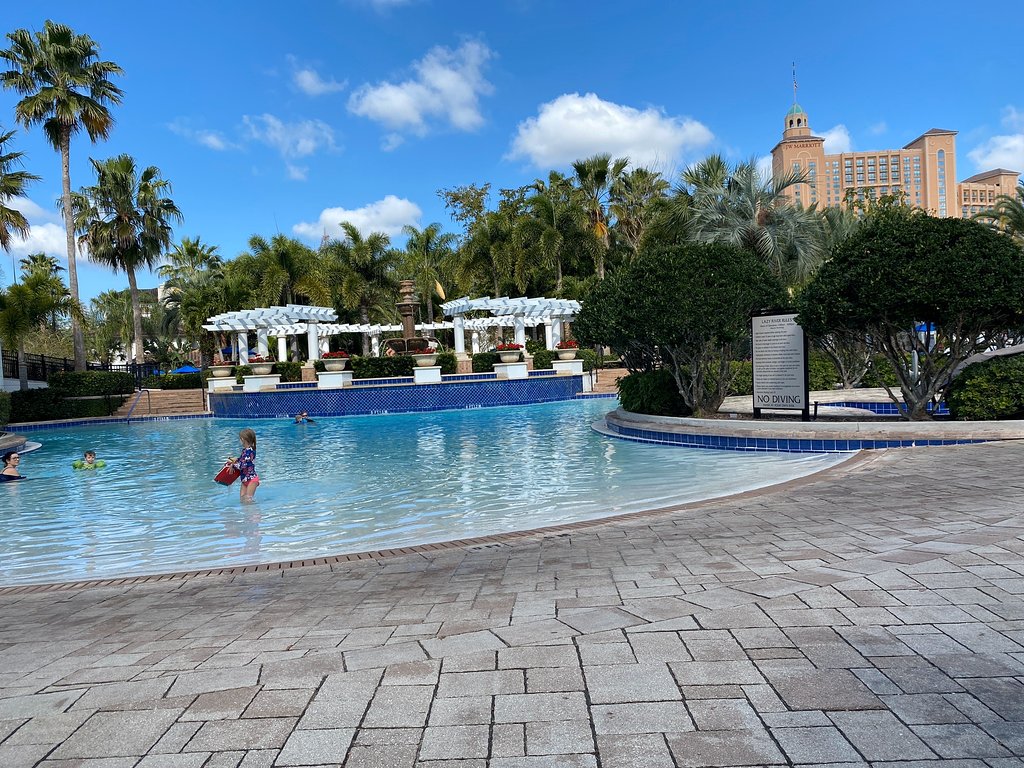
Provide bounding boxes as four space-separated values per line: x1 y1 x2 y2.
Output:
0 446 878 595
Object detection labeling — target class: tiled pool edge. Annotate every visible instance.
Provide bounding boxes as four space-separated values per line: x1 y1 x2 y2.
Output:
0 448 875 596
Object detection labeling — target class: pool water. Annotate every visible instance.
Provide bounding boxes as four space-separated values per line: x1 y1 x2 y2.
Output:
1 399 847 585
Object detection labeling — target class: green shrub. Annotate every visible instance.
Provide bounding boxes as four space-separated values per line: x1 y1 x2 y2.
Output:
532 349 554 370
861 354 900 388
142 374 162 388
472 352 500 372
617 370 691 416
152 373 203 389
351 356 415 378
48 370 135 396
10 388 128 423
728 361 753 396
525 339 547 355
275 361 303 382
577 348 599 372
946 354 1024 420
234 365 252 383
808 351 839 392
435 351 457 375
0 391 10 426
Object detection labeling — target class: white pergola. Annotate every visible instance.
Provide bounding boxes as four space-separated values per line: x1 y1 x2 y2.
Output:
202 296 581 361
203 305 337 363
440 296 581 355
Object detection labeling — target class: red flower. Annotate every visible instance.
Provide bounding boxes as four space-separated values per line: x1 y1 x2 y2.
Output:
555 340 579 349
323 350 350 359
248 355 270 363
496 343 523 351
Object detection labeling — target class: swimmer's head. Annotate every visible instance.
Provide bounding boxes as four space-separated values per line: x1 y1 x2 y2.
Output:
84 450 96 464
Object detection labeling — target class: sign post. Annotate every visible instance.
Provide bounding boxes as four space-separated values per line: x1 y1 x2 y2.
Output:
751 311 810 421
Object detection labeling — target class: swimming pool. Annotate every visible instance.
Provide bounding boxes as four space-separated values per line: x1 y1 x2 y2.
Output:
1 399 848 586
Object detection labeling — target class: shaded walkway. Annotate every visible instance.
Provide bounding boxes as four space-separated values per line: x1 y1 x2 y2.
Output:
1 442 1023 766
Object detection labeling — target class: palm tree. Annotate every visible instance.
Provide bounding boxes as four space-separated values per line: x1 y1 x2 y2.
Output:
72 154 182 365
975 182 1024 244
0 129 39 269
1 22 124 371
683 156 823 287
244 233 323 307
88 288 133 364
609 167 670 255
17 251 68 332
159 236 222 282
402 223 457 324
519 172 596 294
572 153 628 278
0 270 80 389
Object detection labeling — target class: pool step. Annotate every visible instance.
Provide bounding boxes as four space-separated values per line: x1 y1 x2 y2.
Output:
113 388 208 418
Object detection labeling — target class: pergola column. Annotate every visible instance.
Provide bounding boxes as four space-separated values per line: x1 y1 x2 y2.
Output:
551 318 564 349
257 329 269 357
453 316 466 356
370 331 381 357
236 332 248 365
514 316 526 349
306 321 319 362
471 331 481 354
277 335 288 361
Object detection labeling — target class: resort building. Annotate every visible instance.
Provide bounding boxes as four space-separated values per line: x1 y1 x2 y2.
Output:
771 103 1019 217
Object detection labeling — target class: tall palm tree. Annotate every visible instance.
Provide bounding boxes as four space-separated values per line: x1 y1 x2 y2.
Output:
402 223 457 324
17 251 68 331
244 233 322 307
158 236 222 282
0 129 39 271
572 153 628 278
519 172 596 294
975 182 1024 244
72 154 182 365
88 288 133 364
683 157 823 287
609 167 670 255
0 270 80 389
1 22 124 370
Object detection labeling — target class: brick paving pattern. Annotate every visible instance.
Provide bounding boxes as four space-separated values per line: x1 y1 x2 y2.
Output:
0 441 1023 766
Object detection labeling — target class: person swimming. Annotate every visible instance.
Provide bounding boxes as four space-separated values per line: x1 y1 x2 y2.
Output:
1 451 23 481
72 449 106 470
294 412 315 424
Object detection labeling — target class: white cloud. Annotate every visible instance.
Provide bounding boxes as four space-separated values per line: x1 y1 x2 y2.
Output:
821 124 852 154
293 195 422 240
243 114 336 159
288 56 347 96
507 92 713 169
9 196 60 224
348 41 493 141
756 155 774 181
286 164 309 181
6 221 69 261
968 106 1024 171
168 119 240 151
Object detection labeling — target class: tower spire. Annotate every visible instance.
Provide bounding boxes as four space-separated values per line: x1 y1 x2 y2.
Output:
792 62 798 106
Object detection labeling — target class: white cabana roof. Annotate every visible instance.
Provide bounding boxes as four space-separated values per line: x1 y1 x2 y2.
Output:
441 296 581 319
203 304 337 332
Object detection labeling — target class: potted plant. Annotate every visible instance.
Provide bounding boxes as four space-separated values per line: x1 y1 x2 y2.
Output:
247 355 274 375
209 358 234 378
555 339 579 360
496 342 523 363
322 350 350 371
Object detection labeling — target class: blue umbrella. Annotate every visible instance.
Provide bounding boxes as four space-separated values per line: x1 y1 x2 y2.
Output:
170 365 201 374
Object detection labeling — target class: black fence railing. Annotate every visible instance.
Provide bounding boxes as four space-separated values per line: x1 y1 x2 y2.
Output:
1 351 159 389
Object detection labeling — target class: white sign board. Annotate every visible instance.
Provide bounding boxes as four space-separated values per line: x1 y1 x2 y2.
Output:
751 313 807 412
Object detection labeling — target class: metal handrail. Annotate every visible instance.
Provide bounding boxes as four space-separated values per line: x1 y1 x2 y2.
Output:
123 389 152 421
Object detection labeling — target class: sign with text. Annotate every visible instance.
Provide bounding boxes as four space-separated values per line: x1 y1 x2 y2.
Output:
751 312 808 416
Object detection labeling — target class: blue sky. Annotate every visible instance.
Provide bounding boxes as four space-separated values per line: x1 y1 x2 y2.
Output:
2 0 1022 302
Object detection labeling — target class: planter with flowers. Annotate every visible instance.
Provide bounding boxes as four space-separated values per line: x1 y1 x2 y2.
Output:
555 339 579 360
322 350 350 371
496 343 523 363
247 355 274 375
209 362 234 378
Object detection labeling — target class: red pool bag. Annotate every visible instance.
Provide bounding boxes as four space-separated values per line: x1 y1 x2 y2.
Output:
214 465 240 485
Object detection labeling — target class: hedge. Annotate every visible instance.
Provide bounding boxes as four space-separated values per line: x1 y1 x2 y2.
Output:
143 373 204 389
617 369 691 417
48 370 135 396
728 361 753 396
9 388 128 423
351 356 416 378
532 349 554 370
946 354 1024 421
0 391 10 427
275 361 303 382
472 352 500 372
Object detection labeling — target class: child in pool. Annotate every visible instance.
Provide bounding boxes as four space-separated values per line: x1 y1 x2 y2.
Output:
226 428 259 502
72 450 106 470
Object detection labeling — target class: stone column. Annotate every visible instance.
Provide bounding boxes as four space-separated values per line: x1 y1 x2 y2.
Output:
552 318 564 349
453 316 466 356
370 332 381 357
277 335 288 362
544 321 554 350
306 321 319 362
471 331 481 354
257 329 269 357
514 316 526 349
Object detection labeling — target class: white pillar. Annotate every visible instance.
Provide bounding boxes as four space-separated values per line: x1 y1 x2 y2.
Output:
370 332 381 357
320 335 329 354
453 316 466 355
277 335 288 362
306 321 319 362
471 330 481 354
514 316 526 349
552 319 564 349
257 329 269 357
236 332 248 364
544 322 554 350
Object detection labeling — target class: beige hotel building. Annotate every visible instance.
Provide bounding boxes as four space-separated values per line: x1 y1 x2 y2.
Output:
771 103 1019 217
